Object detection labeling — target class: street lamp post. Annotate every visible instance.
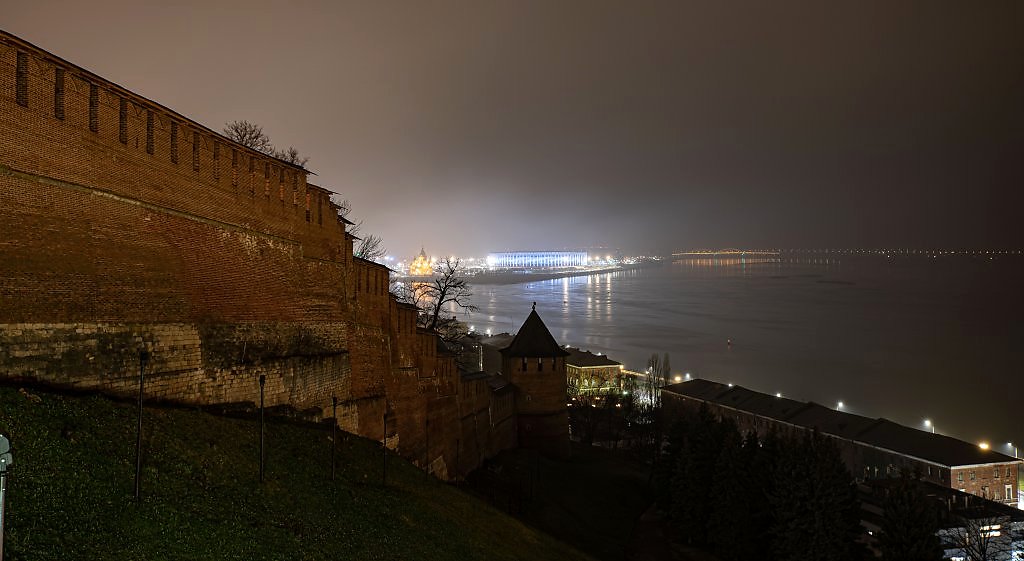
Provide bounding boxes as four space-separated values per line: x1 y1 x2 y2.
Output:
134 350 150 503
0 432 12 561
259 374 266 483
331 396 338 481
924 419 935 434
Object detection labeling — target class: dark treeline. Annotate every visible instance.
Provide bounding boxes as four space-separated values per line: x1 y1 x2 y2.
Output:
653 404 945 561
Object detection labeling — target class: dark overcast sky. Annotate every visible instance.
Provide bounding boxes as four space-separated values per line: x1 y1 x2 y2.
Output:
5 1 1022 257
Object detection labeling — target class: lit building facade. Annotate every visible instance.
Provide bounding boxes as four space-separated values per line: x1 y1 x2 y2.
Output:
486 251 588 269
408 247 434 276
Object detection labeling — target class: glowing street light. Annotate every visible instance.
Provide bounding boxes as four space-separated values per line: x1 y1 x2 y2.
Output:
673 375 682 383
684 372 691 380
775 392 782 398
1007 442 1018 458
979 442 990 451
923 419 935 433
836 401 844 410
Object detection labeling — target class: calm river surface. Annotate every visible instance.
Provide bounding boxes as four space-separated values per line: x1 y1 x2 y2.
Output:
464 256 1024 448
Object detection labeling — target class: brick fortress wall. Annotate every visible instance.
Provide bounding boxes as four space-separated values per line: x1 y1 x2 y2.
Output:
0 31 512 479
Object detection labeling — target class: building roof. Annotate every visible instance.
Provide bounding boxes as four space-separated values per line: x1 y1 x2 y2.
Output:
565 347 621 368
460 370 510 392
783 402 880 439
854 420 1013 469
664 379 1018 469
478 333 515 349
500 307 570 358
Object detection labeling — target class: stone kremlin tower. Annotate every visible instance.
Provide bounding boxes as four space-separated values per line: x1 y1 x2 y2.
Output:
502 304 571 459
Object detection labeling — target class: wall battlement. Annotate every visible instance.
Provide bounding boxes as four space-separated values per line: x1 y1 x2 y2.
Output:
0 33 343 260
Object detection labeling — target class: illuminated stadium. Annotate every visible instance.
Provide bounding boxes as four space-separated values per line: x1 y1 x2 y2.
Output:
485 251 589 269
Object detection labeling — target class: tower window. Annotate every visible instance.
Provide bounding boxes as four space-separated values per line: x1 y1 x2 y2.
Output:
15 51 28 107
192 132 200 171
213 142 220 181
145 111 154 154
537 357 543 372
54 68 65 119
88 83 99 132
170 122 178 163
118 96 127 143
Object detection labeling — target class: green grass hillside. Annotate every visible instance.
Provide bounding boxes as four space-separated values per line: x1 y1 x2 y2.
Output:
0 385 593 561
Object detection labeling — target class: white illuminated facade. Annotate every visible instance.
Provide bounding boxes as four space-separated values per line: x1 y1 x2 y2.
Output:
486 251 589 269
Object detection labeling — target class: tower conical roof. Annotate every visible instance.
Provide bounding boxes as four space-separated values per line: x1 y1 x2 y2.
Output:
500 305 570 358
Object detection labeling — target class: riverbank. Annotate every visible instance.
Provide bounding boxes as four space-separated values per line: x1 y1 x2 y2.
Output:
399 261 665 287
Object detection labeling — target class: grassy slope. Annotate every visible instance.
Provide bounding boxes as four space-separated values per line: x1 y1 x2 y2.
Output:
0 385 593 561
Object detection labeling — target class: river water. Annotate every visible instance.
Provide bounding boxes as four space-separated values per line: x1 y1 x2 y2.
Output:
463 255 1024 448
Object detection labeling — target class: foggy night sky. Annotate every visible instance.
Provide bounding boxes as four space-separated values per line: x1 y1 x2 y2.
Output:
4 1 1022 258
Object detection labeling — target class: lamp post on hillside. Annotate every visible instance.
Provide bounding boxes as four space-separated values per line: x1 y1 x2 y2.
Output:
1 432 12 561
331 397 338 481
134 350 150 503
259 375 266 483
924 419 935 434
1008 442 1018 458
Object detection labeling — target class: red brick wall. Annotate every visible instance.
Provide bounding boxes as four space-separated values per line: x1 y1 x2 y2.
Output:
951 465 1019 505
0 31 515 480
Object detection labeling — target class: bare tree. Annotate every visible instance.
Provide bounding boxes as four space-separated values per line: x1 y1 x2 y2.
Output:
336 198 386 262
391 258 477 347
421 258 478 332
223 120 308 168
355 234 386 262
940 516 1015 561
223 120 273 153
271 146 309 168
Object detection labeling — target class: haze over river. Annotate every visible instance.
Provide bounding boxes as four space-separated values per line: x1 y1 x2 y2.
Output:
464 255 1024 449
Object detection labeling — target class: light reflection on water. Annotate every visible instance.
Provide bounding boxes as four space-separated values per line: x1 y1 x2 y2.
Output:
464 257 1024 448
